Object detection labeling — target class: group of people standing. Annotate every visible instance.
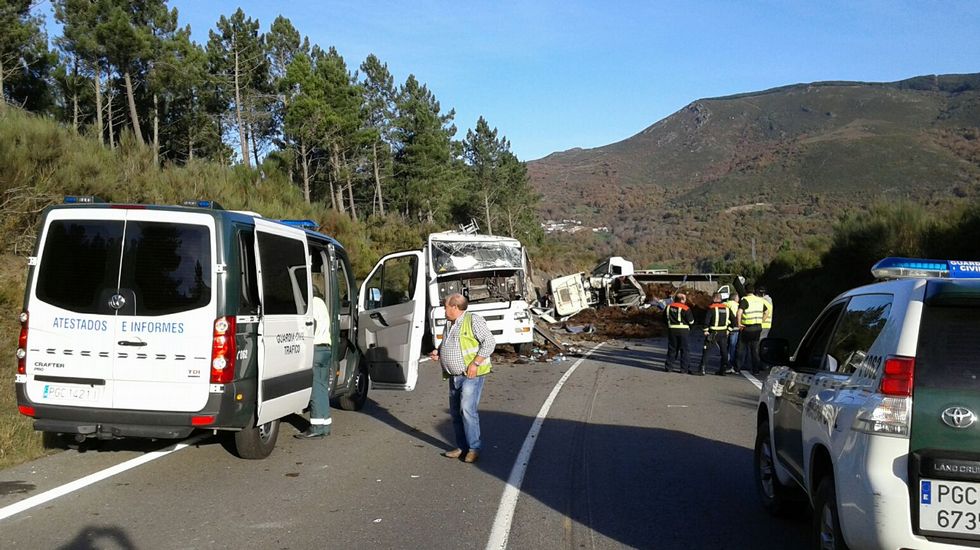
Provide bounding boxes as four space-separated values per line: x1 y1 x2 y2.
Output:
663 284 773 375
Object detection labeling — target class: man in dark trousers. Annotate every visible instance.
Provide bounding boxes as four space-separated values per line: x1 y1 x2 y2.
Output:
663 292 694 373
735 284 772 374
699 292 735 375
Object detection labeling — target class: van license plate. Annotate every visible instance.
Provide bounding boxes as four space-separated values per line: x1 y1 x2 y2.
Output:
42 384 101 402
920 479 980 537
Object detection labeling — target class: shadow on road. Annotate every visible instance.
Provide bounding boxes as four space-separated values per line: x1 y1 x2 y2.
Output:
57 525 137 550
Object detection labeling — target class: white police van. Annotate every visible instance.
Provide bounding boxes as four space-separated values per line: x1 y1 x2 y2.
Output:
15 198 425 458
755 257 980 549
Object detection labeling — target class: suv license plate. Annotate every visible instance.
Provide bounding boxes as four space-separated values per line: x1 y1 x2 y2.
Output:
42 384 102 402
920 479 980 537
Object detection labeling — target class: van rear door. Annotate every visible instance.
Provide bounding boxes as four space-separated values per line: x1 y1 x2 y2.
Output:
25 208 216 412
253 218 314 424
357 251 425 391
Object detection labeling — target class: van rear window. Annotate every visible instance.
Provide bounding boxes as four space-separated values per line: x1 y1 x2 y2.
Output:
120 221 211 315
915 306 980 390
36 220 124 314
35 219 211 316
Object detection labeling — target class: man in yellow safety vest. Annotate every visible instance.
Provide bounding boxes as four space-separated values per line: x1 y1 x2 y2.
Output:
735 284 772 374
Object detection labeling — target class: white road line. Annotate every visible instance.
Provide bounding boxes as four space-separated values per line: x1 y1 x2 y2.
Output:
742 371 763 389
485 342 606 550
0 434 206 522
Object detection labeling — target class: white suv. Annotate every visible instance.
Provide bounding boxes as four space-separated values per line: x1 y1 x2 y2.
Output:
755 257 980 549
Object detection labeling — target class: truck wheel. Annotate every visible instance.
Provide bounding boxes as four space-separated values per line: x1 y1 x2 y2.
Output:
813 476 849 550
233 418 279 459
338 364 369 411
754 420 800 516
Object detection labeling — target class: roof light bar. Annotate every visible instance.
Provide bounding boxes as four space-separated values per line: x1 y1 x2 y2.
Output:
63 196 104 204
181 200 224 210
276 219 319 230
871 257 980 280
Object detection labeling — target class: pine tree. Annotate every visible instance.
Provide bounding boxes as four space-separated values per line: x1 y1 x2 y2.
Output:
360 54 396 216
1 0 54 112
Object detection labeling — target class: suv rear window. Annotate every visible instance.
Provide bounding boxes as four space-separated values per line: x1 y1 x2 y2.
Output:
916 305 980 391
35 219 211 316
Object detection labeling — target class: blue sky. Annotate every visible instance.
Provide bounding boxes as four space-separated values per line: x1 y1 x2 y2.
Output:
39 1 980 161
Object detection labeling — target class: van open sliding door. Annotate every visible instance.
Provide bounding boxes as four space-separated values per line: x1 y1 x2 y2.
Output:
253 219 314 425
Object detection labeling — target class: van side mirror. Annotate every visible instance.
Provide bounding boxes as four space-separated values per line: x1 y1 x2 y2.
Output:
760 338 791 366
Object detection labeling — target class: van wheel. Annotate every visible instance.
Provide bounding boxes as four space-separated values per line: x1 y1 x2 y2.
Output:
338 364 368 411
754 420 800 516
233 418 280 459
813 476 849 550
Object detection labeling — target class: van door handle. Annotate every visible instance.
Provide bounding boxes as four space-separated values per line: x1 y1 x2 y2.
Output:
370 312 389 327
118 340 147 347
305 321 314 327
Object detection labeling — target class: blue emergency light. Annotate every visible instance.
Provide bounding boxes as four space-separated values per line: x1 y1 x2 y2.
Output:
871 257 980 279
63 196 103 204
276 219 319 230
181 200 224 209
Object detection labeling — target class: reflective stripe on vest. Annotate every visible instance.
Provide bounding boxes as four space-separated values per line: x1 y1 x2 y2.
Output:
460 312 492 375
667 303 690 329
741 295 767 326
707 303 730 331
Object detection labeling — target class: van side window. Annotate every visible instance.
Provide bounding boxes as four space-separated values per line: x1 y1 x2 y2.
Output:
825 294 892 375
237 230 260 314
256 232 308 315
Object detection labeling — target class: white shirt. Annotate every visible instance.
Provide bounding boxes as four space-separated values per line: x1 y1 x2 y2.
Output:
311 296 331 346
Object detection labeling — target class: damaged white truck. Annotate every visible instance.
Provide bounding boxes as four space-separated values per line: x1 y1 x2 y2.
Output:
365 230 536 355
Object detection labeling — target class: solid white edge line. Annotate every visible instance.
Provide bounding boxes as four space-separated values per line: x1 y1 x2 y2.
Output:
742 370 763 390
485 342 606 550
0 433 206 522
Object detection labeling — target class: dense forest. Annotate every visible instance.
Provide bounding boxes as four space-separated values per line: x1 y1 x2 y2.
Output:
0 0 540 241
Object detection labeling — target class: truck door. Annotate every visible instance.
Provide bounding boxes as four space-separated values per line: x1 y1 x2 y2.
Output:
357 251 425 391
253 218 314 424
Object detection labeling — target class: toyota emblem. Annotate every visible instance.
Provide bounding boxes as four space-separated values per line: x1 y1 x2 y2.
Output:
942 407 977 429
108 294 127 310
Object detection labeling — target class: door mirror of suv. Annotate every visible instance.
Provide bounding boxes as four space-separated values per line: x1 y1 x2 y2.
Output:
760 338 791 366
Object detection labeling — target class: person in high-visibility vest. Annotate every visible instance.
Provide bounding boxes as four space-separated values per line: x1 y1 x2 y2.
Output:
699 292 736 376
758 285 774 340
724 292 740 370
663 292 695 373
429 293 495 464
735 284 772 374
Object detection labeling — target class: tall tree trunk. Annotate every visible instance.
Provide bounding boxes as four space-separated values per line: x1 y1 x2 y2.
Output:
188 123 193 161
484 191 493 234
250 123 260 166
343 151 358 221
107 87 115 149
301 139 311 204
152 93 159 166
123 71 144 145
507 208 515 237
233 36 251 168
330 144 343 212
372 143 385 216
94 64 104 145
0 57 5 110
72 93 79 131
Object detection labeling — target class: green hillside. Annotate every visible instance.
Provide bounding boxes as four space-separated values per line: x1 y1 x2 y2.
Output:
529 73 980 271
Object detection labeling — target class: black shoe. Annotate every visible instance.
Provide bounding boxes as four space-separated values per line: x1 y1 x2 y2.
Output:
716 371 726 376
293 429 328 440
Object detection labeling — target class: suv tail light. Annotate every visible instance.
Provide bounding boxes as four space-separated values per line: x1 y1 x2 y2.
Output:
852 355 916 438
17 311 28 375
210 316 236 384
880 356 915 397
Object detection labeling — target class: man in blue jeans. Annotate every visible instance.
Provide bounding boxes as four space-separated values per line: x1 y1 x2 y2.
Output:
429 293 495 463
294 289 333 439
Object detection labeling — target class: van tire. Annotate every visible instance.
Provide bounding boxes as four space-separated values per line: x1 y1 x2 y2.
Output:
338 364 369 411
233 418 280 459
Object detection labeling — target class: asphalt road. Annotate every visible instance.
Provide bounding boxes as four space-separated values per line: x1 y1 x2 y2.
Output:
0 338 809 549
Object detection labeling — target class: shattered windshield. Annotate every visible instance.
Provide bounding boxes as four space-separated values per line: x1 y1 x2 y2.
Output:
430 241 523 274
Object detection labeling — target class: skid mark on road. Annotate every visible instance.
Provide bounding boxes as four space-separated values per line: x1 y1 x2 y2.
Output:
485 342 606 550
0 434 206 522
